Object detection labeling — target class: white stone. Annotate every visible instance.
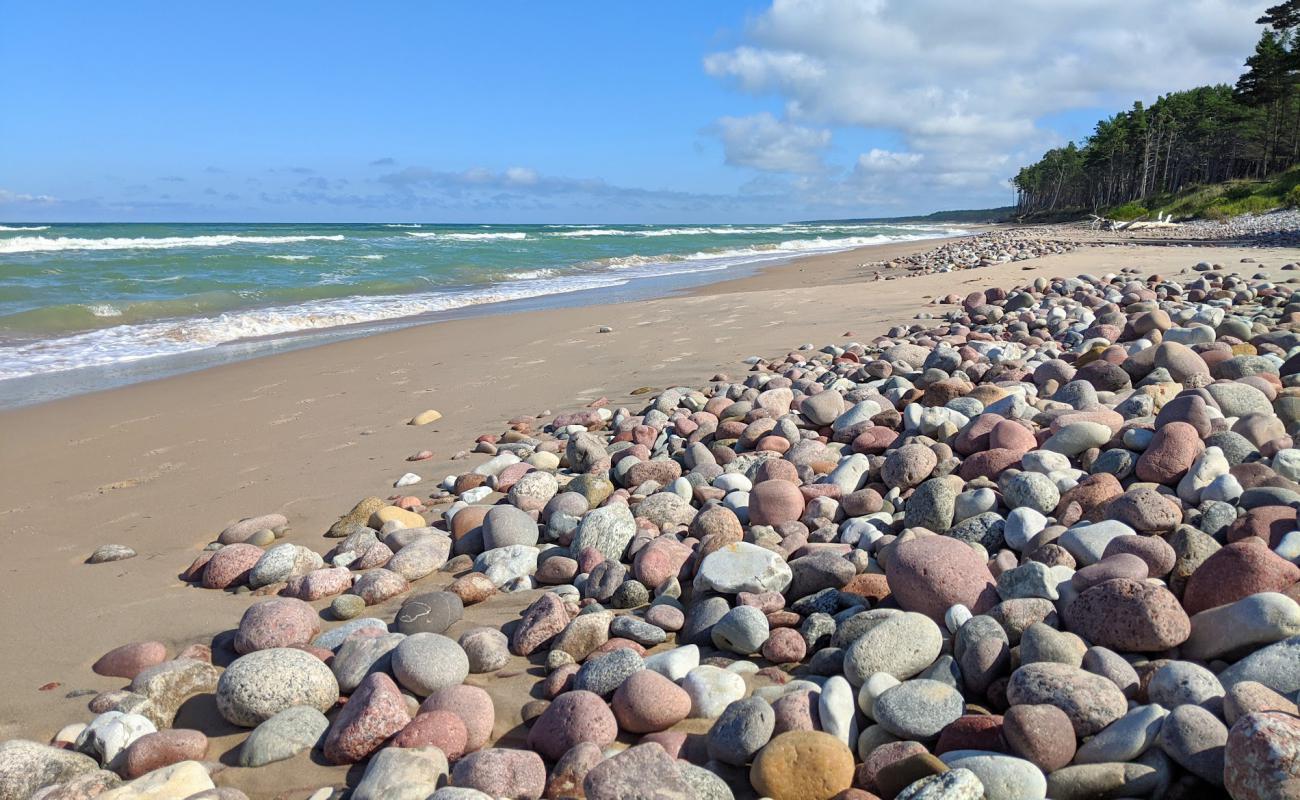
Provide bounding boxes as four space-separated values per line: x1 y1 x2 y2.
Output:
819 676 858 747
683 665 746 719
1177 447 1229 504
945 604 972 634
1004 507 1048 551
693 542 792 595
1201 473 1244 503
472 545 538 587
644 644 700 682
74 711 155 767
394 472 422 488
857 672 900 719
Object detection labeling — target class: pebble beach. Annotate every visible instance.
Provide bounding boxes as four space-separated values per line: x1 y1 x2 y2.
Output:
7 225 1300 799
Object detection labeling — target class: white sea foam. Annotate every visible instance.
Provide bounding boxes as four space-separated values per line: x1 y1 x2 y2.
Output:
383 223 422 228
0 273 627 378
0 234 346 254
357 254 386 260
407 231 528 241
268 254 313 261
86 304 122 318
0 225 49 231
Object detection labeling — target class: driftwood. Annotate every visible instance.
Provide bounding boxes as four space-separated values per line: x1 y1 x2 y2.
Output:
1089 212 1181 231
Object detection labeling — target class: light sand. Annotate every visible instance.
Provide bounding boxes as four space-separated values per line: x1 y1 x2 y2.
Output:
2 234 1297 796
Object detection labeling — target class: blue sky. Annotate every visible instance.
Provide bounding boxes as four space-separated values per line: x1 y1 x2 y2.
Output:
0 0 1271 223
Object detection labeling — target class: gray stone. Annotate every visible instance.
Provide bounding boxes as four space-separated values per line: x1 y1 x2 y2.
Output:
938 752 1047 800
574 647 643 698
481 504 539 549
873 679 963 740
352 745 449 800
1157 704 1227 786
1074 704 1167 764
1002 472 1061 514
706 697 775 766
609 614 668 647
896 768 985 800
843 611 943 685
237 706 330 767
0 740 99 800
693 542 793 595
395 591 464 635
458 627 510 673
391 633 469 696
312 617 387 651
331 632 404 693
216 648 339 728
1148 661 1225 714
711 605 770 655
1217 635 1300 696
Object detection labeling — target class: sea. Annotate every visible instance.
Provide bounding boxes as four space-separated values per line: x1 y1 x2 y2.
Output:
0 221 963 406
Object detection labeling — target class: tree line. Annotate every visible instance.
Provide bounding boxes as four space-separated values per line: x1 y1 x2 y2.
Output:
1012 1 1300 217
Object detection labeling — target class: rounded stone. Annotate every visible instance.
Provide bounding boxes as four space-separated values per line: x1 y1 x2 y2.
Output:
392 633 470 696
527 690 618 761
1005 662 1127 736
749 480 807 527
234 598 321 654
711 605 770 655
611 669 691 734
391 710 469 759
1002 703 1076 772
874 679 964 740
1225 711 1300 800
886 535 999 622
451 748 547 800
1136 421 1203 485
216 648 340 728
750 731 855 800
1183 539 1300 615
419 685 495 752
1063 578 1190 652
707 696 776 766
92 641 168 680
843 611 943 685
390 573 456 617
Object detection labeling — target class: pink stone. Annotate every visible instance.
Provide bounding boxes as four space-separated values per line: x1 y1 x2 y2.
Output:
749 480 806 527
234 598 321 654
92 641 167 680
284 567 353 600
201 543 264 589
452 748 547 800
323 672 411 764
633 537 693 587
611 670 691 734
120 729 208 779
886 534 999 621
1183 539 1300 615
528 690 618 760
391 710 468 759
511 593 570 656
420 685 495 752
762 627 808 663
348 569 409 605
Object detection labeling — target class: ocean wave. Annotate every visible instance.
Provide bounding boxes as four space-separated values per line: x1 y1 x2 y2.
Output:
0 273 628 378
407 231 528 241
383 223 422 228
593 234 922 269
357 254 386 260
0 225 50 231
268 254 313 261
0 234 346 254
87 304 122 318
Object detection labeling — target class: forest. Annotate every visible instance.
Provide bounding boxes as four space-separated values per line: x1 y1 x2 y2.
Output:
1012 1 1300 218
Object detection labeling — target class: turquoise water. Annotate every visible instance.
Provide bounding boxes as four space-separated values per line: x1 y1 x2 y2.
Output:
0 221 962 383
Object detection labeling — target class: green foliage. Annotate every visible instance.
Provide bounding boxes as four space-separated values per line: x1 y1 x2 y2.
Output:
1286 184 1300 207
1013 6 1299 218
1107 203 1150 220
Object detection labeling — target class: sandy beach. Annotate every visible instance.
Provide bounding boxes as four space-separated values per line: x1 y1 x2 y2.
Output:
3 230 1299 797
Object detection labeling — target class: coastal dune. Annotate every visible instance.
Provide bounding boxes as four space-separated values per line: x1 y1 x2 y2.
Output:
4 232 1300 797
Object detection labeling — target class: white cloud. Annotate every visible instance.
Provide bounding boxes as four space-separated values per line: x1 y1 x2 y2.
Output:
857 148 922 172
0 188 57 205
712 112 832 173
706 0 1269 205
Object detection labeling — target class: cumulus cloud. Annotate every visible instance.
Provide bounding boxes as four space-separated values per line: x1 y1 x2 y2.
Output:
705 0 1268 204
711 112 832 173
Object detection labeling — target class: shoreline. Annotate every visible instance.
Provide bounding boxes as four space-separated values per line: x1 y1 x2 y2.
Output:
0 231 971 410
3 233 1299 797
